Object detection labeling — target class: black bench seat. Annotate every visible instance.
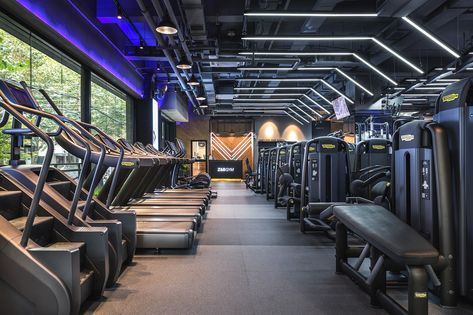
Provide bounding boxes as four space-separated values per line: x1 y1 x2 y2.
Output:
333 204 440 315
333 204 438 265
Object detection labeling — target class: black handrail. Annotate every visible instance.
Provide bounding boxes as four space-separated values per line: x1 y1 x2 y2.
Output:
0 92 55 247
20 81 93 225
39 88 126 212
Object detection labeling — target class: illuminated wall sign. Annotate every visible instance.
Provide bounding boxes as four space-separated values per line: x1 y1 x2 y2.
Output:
209 160 243 179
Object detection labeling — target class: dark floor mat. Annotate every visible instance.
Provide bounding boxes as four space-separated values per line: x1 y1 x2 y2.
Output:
198 218 334 246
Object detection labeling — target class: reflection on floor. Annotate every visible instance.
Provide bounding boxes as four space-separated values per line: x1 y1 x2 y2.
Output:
86 182 473 315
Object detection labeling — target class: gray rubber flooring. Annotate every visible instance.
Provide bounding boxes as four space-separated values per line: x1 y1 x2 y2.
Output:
86 182 473 315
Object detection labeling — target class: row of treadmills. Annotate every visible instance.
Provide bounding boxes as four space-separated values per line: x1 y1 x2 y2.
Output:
0 79 216 314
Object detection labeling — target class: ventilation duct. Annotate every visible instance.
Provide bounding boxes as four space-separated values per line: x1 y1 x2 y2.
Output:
160 89 189 122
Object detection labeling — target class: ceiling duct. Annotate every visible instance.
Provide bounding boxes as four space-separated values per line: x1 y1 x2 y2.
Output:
160 88 190 122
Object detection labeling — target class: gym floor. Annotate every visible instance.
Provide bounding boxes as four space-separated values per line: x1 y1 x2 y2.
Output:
86 182 473 315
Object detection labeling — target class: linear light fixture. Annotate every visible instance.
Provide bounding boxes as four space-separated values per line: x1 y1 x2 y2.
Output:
296 100 323 117
351 53 398 85
236 78 353 103
285 112 304 125
291 104 316 121
287 107 311 123
300 67 374 96
237 78 319 82
234 87 310 90
244 11 378 17
402 17 460 59
414 87 446 90
310 88 333 105
239 52 352 56
301 95 330 114
400 93 439 97
234 93 304 96
239 52 397 85
241 37 424 74
319 79 354 104
239 66 373 95
233 98 297 101
238 67 293 71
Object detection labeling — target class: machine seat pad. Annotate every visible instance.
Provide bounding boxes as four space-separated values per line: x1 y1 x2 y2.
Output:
333 204 439 266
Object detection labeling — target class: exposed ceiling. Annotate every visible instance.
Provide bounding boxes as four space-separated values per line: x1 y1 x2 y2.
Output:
75 0 473 120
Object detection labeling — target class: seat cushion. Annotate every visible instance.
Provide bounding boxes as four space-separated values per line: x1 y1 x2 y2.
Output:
333 204 439 265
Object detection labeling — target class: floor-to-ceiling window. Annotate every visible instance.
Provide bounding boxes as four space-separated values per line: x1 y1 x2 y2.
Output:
91 74 129 141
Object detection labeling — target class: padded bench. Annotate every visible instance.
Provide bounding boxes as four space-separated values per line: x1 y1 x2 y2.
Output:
333 204 439 315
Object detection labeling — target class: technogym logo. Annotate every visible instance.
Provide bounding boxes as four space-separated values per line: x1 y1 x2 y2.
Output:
217 167 235 172
442 93 459 103
401 134 415 142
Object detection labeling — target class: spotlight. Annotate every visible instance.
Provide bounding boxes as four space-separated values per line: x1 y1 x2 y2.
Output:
156 14 178 35
187 74 199 86
196 89 206 101
176 56 192 70
117 6 123 20
139 39 145 50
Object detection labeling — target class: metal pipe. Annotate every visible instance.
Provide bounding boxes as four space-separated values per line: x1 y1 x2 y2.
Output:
135 0 200 112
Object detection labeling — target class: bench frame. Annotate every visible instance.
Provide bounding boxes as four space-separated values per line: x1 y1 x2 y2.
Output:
336 221 429 315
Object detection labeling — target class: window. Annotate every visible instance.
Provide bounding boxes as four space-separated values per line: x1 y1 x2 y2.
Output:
0 26 81 174
91 75 128 140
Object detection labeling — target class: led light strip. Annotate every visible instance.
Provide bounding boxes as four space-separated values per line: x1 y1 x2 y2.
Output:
285 111 304 125
301 67 373 95
241 37 424 74
238 67 293 71
233 87 334 107
233 98 297 101
296 99 322 117
234 87 310 90
236 78 351 104
211 132 252 156
287 107 310 123
301 95 330 114
320 79 354 104
291 103 317 120
234 93 304 96
351 53 398 85
310 88 333 105
239 51 397 85
238 66 373 95
402 17 460 59
244 12 378 17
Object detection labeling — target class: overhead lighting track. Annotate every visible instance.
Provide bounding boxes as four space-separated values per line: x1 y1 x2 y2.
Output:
285 112 304 125
234 93 304 97
236 78 353 104
402 17 460 59
296 100 323 117
287 107 311 123
299 67 374 96
239 51 397 85
290 104 316 121
241 36 424 74
301 95 331 114
244 11 378 18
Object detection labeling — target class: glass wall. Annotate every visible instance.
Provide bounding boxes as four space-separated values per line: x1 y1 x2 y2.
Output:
91 76 128 140
0 19 132 172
